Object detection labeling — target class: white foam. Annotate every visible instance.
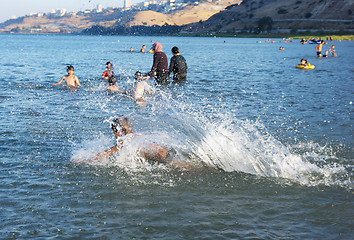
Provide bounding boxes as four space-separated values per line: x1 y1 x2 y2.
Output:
71 89 352 188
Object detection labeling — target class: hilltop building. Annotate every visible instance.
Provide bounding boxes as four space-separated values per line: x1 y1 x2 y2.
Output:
96 4 103 13
124 0 131 9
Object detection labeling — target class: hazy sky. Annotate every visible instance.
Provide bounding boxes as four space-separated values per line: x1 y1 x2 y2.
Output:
0 0 141 23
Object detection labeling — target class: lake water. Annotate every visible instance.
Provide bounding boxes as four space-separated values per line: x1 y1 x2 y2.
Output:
0 34 353 239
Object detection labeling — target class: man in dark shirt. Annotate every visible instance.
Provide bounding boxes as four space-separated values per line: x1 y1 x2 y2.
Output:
169 46 187 84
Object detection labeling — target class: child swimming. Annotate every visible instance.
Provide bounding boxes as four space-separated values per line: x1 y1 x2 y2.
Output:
323 50 329 58
330 45 337 57
134 71 151 101
300 58 308 66
296 58 315 69
84 117 193 169
102 62 114 80
106 76 120 92
54 65 81 87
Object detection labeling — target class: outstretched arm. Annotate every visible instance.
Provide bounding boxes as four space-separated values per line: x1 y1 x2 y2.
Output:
87 142 123 162
53 76 65 85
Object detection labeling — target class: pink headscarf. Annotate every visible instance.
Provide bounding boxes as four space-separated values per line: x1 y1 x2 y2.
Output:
152 42 163 52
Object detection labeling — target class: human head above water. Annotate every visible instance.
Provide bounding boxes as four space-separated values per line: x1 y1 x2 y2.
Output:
106 62 113 69
171 46 180 54
301 58 307 64
134 71 142 81
111 117 132 136
66 65 74 72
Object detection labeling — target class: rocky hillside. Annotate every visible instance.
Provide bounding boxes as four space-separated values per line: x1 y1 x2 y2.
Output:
126 1 240 26
185 0 354 33
0 0 240 34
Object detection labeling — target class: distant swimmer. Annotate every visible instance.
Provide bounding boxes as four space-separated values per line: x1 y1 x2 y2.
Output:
309 38 321 44
279 47 285 50
330 45 337 57
140 45 146 53
133 71 151 101
145 42 169 85
300 58 308 67
101 61 114 80
322 50 329 58
84 117 193 170
315 40 327 57
106 76 120 92
169 46 188 84
54 65 81 87
130 47 134 52
296 58 315 69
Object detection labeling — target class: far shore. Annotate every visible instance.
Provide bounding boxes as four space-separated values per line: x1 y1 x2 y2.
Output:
177 33 354 40
1 32 353 40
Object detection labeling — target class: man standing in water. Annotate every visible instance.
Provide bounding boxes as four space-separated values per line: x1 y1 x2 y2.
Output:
169 46 188 84
315 40 326 57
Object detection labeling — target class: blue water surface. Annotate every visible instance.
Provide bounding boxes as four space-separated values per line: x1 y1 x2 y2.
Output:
0 34 353 239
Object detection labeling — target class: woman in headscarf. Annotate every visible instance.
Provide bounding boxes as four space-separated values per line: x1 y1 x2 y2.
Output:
146 42 169 85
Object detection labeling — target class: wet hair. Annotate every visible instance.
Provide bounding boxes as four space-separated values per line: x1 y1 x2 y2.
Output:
106 62 112 67
66 65 74 71
134 71 142 81
111 117 132 134
171 46 180 54
108 76 116 86
301 58 307 63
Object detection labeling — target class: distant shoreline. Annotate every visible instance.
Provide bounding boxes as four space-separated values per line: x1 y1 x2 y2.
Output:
1 32 353 40
176 33 354 41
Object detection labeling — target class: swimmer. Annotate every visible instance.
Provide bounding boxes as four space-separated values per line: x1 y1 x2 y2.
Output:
130 47 134 52
300 58 308 66
102 62 114 80
53 65 81 87
330 45 337 56
133 71 151 101
315 40 326 57
140 45 146 53
279 47 285 50
86 117 193 169
323 50 329 58
106 76 120 92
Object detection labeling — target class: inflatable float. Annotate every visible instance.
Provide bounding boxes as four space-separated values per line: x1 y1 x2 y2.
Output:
296 64 315 69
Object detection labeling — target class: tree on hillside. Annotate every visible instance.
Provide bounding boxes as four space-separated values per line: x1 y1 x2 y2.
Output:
256 16 273 33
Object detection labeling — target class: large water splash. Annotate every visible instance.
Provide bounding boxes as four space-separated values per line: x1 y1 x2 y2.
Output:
72 88 352 188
